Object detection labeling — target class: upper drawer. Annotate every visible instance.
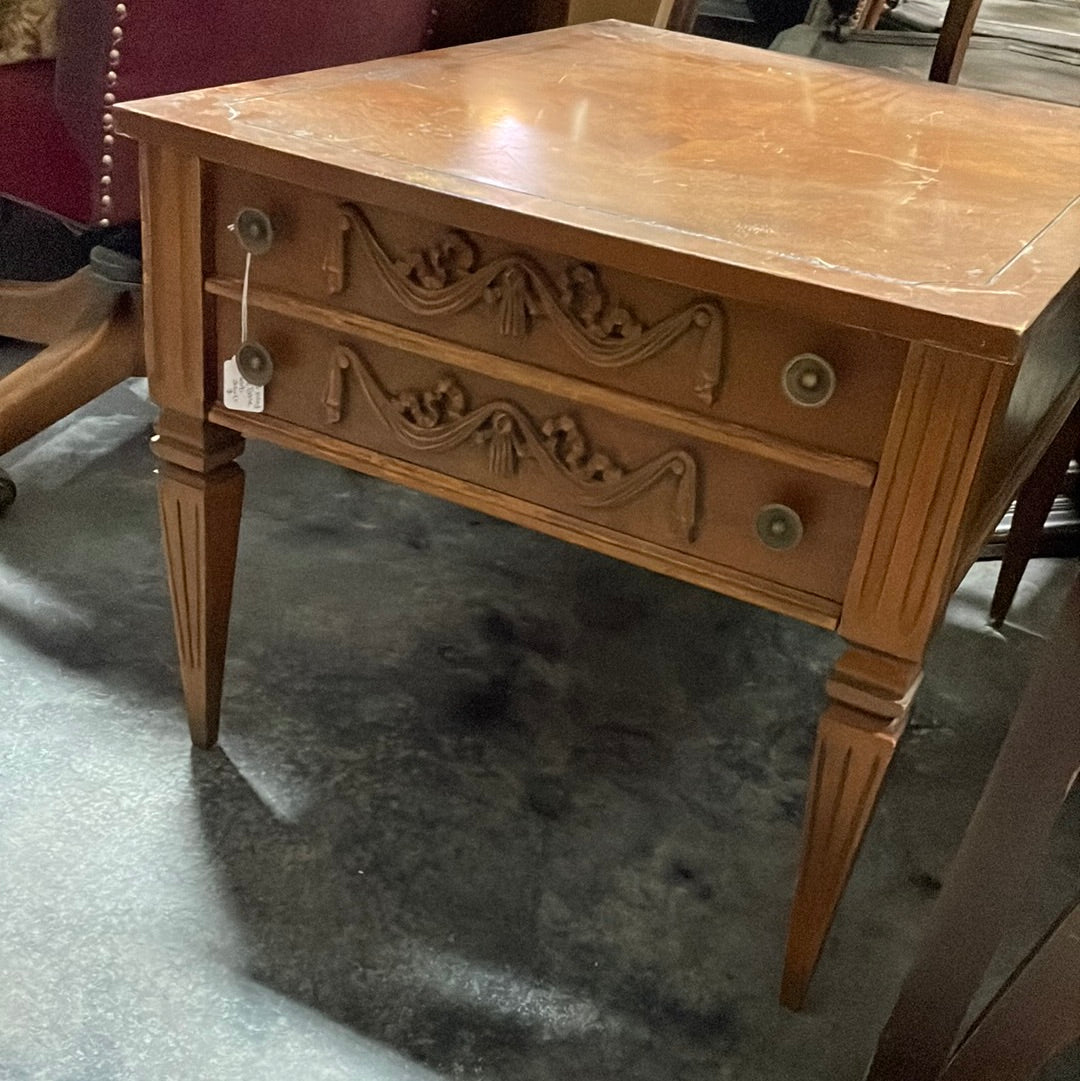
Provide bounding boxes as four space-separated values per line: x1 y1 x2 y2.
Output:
207 165 906 463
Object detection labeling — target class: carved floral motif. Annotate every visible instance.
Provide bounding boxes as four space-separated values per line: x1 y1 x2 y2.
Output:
322 345 698 541
395 232 478 290
558 264 642 344
323 204 725 404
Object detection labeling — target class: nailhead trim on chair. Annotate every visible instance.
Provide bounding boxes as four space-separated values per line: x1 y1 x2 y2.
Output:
94 0 441 224
97 2 128 226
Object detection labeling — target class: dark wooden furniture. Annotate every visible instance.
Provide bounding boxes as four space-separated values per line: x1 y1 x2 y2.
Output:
990 405 1080 624
115 22 1080 1008
868 571 1080 1080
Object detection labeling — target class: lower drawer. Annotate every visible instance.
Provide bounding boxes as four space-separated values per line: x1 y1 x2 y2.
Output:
215 305 870 602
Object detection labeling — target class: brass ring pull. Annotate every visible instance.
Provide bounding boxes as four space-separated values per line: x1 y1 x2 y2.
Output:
233 207 274 255
756 504 804 551
236 341 274 386
782 353 836 408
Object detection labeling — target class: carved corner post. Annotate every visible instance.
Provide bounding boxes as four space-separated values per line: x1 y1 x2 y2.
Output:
780 343 1009 1010
139 143 244 747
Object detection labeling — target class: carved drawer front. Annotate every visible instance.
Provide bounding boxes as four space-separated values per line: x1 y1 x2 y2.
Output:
208 166 905 464
214 302 871 602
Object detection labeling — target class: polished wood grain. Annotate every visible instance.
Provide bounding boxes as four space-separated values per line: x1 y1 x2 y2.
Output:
116 23 1080 353
117 23 1080 1009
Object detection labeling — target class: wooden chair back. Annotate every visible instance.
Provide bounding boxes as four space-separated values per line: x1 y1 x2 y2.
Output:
867 573 1080 1080
841 0 987 83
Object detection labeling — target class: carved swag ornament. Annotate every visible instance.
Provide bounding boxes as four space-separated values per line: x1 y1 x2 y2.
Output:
323 345 698 542
322 205 726 404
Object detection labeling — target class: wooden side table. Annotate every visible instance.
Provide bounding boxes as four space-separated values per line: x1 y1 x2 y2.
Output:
115 22 1080 1007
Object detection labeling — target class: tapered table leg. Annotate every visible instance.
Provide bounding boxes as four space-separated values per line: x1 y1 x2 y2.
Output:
780 648 922 1010
153 412 245 748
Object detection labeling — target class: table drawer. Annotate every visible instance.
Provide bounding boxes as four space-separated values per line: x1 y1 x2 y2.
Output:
214 303 870 602
208 166 905 464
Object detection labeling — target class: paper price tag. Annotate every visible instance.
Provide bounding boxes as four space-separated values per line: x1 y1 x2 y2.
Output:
222 356 264 413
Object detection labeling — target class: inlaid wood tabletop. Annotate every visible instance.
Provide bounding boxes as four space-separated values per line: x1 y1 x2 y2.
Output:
117 21 1080 1011
118 21 1080 353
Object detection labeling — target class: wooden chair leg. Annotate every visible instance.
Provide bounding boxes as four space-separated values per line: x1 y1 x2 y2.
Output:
989 400 1080 626
780 648 921 1010
867 573 1080 1081
0 265 114 346
928 0 986 83
861 0 894 30
940 899 1080 1081
667 0 701 31
0 292 144 456
654 0 677 26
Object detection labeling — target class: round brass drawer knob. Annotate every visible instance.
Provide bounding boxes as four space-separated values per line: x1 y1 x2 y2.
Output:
782 353 836 408
236 341 274 386
756 503 804 551
233 207 274 255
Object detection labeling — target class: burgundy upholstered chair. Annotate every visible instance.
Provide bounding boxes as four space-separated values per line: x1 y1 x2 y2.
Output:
0 0 536 509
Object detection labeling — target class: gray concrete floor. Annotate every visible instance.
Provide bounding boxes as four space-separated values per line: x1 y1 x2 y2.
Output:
1 344 1078 1081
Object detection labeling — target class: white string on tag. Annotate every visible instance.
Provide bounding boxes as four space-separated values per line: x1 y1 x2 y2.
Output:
240 250 252 343
221 247 264 413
